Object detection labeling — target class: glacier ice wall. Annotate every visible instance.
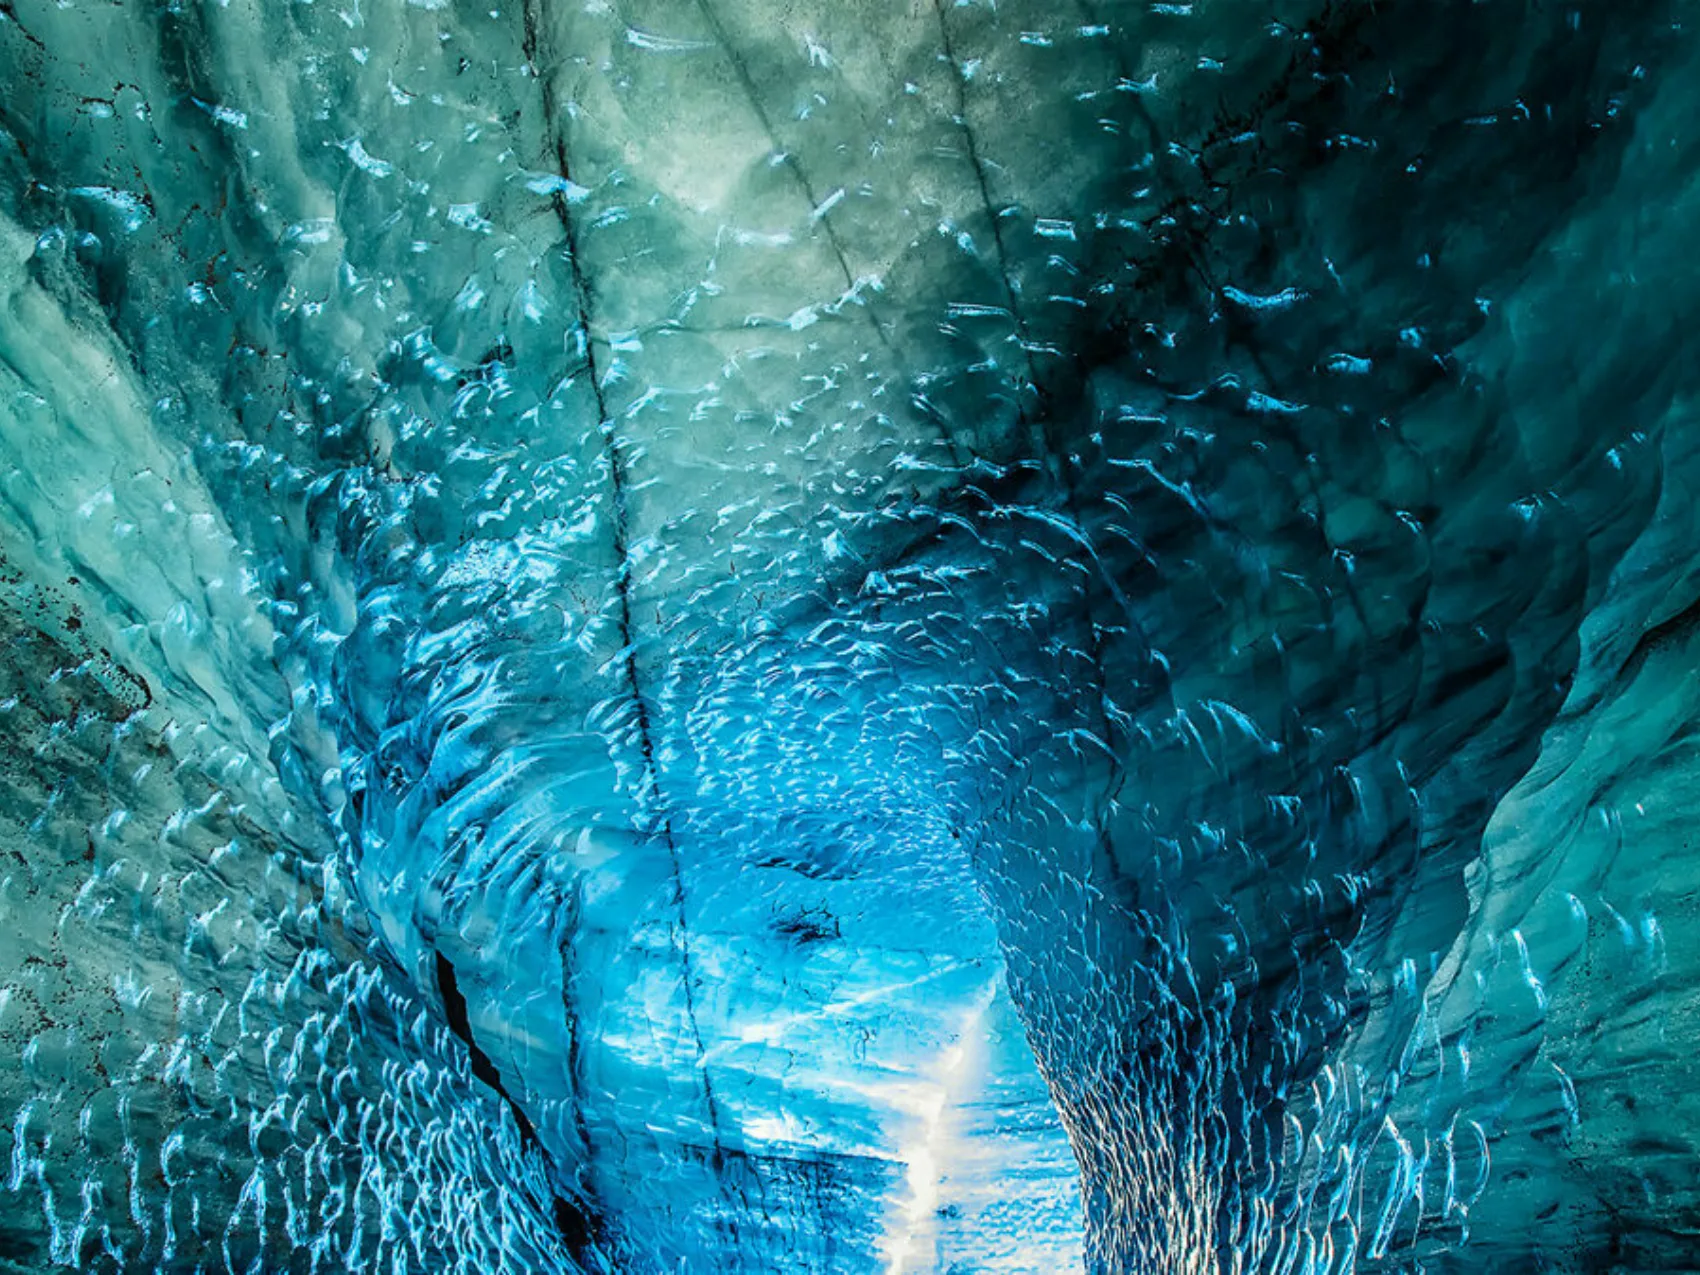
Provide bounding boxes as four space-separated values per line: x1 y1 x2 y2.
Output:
1 0 1699 1271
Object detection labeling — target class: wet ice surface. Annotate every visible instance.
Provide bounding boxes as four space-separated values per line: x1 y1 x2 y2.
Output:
1 0 1700 1271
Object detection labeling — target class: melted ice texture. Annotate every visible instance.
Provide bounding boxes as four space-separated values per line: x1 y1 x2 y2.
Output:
0 0 1697 1271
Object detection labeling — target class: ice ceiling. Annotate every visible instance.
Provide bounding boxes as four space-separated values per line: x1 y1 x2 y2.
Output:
1 0 1698 1271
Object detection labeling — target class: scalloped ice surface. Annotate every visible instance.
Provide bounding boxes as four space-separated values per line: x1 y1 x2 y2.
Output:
1 0 1699 1272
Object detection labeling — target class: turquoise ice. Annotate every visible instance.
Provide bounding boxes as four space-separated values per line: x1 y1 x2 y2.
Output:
0 1 1698 1271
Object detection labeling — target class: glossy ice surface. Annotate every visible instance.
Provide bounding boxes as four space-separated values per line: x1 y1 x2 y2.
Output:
0 0 1697 1271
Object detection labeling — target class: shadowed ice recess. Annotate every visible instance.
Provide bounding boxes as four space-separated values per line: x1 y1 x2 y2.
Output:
1 0 1699 1271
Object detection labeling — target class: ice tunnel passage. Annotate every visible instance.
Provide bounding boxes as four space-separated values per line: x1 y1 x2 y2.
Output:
3 0 1700 1271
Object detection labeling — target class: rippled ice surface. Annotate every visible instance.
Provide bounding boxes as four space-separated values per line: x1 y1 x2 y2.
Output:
1 0 1699 1271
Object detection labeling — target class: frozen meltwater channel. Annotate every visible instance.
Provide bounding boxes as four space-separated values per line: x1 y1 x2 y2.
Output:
348 615 1089 1271
6 0 1700 1272
323 441 1110 1268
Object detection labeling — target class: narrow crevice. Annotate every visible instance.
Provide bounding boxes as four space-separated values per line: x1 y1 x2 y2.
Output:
435 951 611 1264
930 0 1042 401
0 0 44 53
927 1 1140 844
558 880 598 1162
692 0 969 469
690 0 883 337
520 0 728 1170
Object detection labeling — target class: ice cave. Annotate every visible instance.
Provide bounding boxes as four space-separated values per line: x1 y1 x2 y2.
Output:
0 0 1696 1270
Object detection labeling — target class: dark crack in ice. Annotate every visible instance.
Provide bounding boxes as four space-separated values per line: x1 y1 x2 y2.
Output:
1 1 1699 1272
